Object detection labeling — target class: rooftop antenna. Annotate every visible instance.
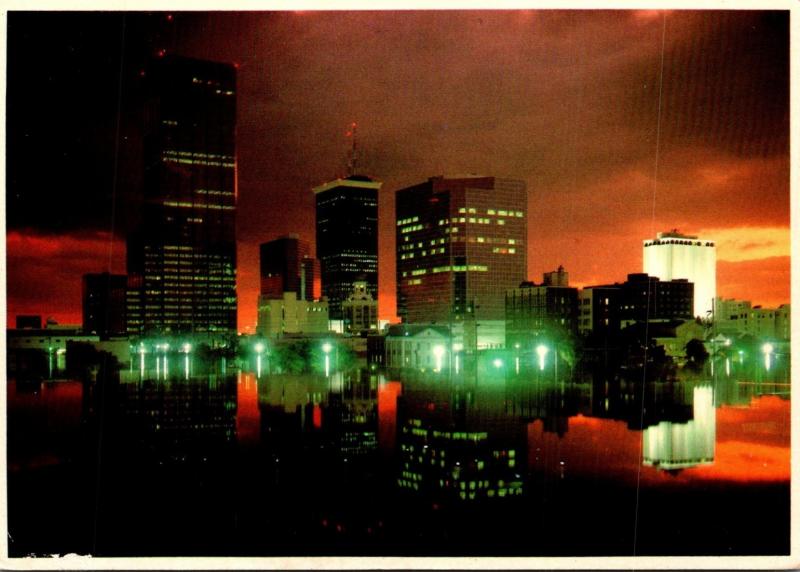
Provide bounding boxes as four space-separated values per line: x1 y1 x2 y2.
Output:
346 121 358 177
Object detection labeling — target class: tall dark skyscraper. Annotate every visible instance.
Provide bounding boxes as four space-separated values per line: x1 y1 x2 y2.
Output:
313 175 381 319
396 176 528 325
83 272 128 338
126 55 237 337
259 234 318 301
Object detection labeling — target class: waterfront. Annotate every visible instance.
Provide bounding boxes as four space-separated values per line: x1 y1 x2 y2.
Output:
7 354 790 557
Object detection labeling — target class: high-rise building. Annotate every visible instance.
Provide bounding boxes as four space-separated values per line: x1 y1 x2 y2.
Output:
643 230 716 318
126 55 237 337
395 176 527 325
83 272 127 337
259 235 318 301
313 175 381 319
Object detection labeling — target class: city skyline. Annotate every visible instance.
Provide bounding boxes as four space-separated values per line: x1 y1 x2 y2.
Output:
6 10 790 332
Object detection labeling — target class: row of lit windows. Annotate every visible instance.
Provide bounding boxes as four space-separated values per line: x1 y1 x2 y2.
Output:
400 223 424 234
397 216 420 226
163 200 235 210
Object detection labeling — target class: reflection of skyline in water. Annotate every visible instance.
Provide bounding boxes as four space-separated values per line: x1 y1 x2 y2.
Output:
6 353 791 557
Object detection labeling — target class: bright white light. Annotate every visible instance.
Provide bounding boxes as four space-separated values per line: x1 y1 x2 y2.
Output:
254 342 265 354
433 345 445 371
536 344 549 371
182 343 192 353
493 358 503 368
322 342 333 354
763 343 773 371
723 338 731 347
452 342 463 352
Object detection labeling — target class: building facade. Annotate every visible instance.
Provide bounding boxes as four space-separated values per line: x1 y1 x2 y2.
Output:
83 272 128 338
126 55 238 337
714 298 791 340
313 175 381 320
395 176 527 327
643 230 716 318
505 268 579 349
259 235 318 301
341 280 378 333
579 274 694 336
256 293 329 338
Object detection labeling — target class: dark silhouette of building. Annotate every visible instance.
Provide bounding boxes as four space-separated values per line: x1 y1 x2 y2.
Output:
259 235 318 301
126 55 237 337
395 175 527 324
580 273 693 338
313 175 381 319
15 315 42 329
505 268 579 349
82 272 127 337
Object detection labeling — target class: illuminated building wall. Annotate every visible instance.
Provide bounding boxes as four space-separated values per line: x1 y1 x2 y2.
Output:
714 298 792 340
259 235 318 301
313 175 381 319
384 324 451 370
256 292 329 338
82 272 128 338
642 385 716 471
341 280 378 333
643 230 716 318
505 274 579 348
126 55 237 337
395 176 527 325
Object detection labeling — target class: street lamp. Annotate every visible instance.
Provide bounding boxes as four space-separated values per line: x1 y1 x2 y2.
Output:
536 344 549 372
452 342 463 374
322 342 333 377
182 342 192 379
254 342 265 378
762 342 774 371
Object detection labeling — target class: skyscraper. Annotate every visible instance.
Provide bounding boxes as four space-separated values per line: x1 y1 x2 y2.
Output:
396 176 527 326
643 230 716 318
83 272 127 338
259 234 318 301
126 55 237 337
313 175 381 319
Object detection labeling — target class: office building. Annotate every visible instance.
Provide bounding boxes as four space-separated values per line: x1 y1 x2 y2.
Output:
643 230 716 318
256 293 329 338
259 235 318 301
313 175 381 319
82 272 128 337
714 298 791 340
579 286 622 337
341 280 378 333
579 274 693 335
126 55 238 337
395 175 527 331
505 267 579 349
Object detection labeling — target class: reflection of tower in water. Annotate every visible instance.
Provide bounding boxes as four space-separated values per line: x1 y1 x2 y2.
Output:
396 384 526 503
642 385 716 472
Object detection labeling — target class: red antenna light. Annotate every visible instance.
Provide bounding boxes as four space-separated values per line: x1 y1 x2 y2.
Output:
157 49 166 58
166 14 173 21
346 122 358 177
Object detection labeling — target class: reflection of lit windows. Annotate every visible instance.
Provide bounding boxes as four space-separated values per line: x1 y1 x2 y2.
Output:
497 219 505 225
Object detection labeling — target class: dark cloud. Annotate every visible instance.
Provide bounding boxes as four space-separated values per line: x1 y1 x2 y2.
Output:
6 10 790 327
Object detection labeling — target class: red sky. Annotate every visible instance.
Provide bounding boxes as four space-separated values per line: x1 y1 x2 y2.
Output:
528 394 790 485
5 11 790 331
